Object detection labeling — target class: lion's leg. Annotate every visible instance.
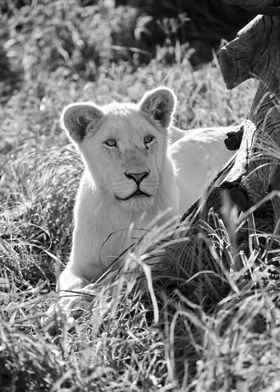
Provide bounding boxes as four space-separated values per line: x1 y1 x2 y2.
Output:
62 174 107 288
43 263 95 335
43 189 105 333
43 262 91 334
64 219 106 287
57 266 89 293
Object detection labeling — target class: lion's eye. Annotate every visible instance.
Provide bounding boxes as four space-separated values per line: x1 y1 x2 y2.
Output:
104 138 117 147
144 135 154 145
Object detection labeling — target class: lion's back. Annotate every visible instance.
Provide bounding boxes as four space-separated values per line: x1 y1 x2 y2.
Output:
169 126 236 209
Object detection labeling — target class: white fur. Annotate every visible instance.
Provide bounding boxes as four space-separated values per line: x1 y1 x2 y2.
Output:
169 125 236 210
45 87 237 325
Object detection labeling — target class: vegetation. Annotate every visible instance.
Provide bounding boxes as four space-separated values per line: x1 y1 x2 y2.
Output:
1 1 279 391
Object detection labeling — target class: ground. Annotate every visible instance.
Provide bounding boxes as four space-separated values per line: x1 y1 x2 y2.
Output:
1 1 280 391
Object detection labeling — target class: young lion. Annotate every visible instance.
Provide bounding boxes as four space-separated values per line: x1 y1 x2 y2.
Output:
44 87 239 331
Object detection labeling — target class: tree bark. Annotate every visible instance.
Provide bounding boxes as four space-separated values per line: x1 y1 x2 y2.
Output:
219 14 280 211
184 14 280 238
222 0 280 15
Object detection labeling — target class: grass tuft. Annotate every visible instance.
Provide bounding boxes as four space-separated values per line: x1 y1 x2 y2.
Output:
1 1 279 390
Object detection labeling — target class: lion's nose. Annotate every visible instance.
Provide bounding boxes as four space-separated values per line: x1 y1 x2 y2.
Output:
124 171 150 184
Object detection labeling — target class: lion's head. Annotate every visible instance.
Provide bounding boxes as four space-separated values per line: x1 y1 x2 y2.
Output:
61 87 176 211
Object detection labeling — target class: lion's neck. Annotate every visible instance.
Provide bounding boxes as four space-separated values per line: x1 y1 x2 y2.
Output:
155 155 180 214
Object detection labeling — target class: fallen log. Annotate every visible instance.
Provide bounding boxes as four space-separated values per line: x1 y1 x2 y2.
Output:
195 12 280 231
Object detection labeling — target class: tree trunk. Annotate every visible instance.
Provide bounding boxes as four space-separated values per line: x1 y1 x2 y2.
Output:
183 14 280 243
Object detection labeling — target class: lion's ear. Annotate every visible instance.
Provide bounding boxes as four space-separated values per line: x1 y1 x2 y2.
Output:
61 103 104 143
139 87 177 129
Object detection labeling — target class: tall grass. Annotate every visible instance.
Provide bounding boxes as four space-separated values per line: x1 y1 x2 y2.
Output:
2 1 279 391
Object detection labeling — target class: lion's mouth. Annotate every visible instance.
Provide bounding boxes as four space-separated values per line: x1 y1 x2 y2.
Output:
115 189 151 201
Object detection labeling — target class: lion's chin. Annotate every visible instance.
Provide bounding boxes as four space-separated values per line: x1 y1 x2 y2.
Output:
117 194 155 211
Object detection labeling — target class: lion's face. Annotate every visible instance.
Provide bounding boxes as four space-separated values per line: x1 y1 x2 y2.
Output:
61 87 176 211
82 111 167 210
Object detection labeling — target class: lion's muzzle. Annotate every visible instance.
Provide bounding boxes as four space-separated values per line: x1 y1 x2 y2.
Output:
116 170 152 201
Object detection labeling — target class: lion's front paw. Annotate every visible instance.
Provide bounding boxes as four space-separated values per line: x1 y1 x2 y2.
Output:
42 295 90 336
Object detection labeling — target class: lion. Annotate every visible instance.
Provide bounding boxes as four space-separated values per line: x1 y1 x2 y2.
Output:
44 87 241 332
